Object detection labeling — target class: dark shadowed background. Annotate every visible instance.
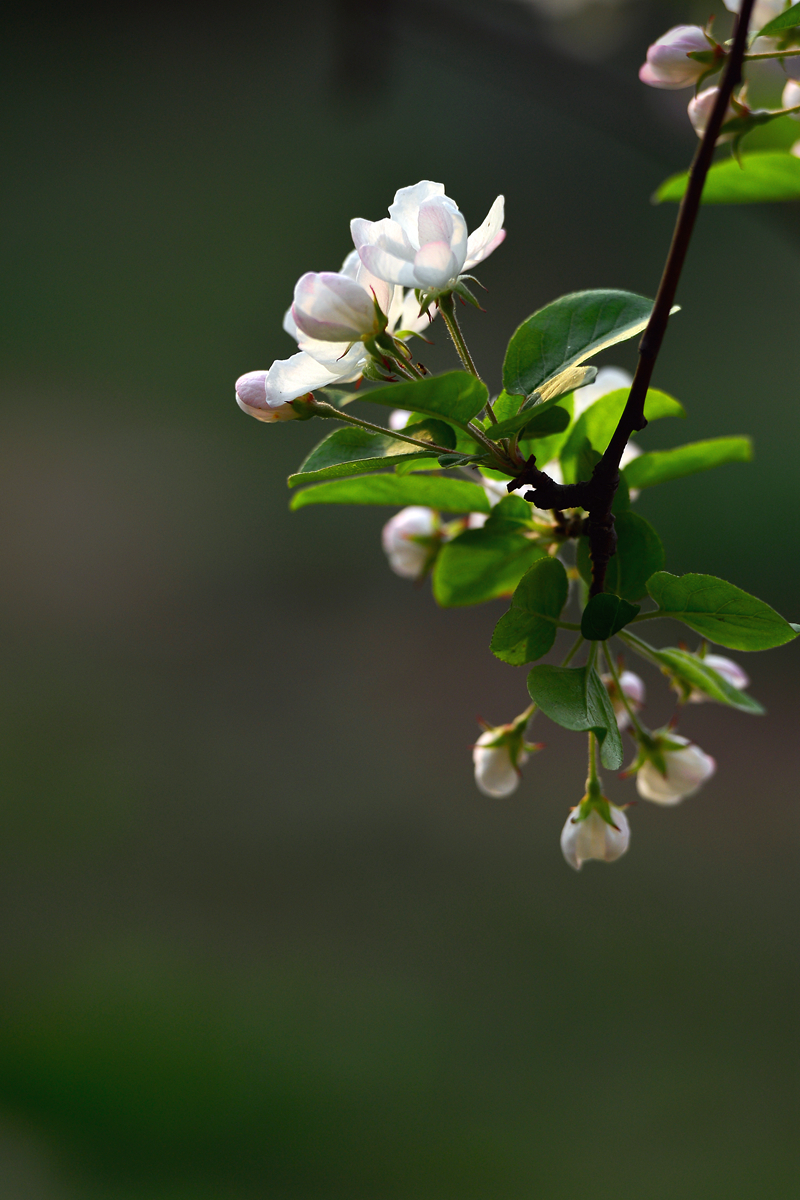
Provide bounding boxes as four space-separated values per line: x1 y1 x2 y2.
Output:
0 1 798 1197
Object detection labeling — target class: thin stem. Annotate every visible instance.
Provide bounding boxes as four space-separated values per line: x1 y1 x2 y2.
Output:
561 635 585 668
617 628 660 663
744 48 800 59
438 292 483 384
629 610 663 623
587 731 599 789
311 402 454 455
603 644 646 740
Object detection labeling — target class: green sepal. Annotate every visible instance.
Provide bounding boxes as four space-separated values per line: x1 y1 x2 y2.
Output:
644 572 799 651
490 557 569 665
580 594 640 641
526 664 624 770
622 436 752 491
576 512 665 602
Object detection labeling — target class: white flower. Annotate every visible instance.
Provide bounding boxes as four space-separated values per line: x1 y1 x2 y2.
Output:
473 730 528 798
571 366 632 419
602 670 645 732
723 0 786 29
351 181 505 294
636 734 716 805
389 409 412 430
235 370 302 422
561 804 630 870
291 270 388 343
783 79 800 119
639 26 714 90
688 654 749 702
687 87 737 139
381 506 439 580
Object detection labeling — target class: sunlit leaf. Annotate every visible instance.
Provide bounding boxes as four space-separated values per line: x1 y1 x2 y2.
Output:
288 421 457 486
655 152 800 205
290 474 490 513
645 572 799 651
622 437 752 491
359 371 489 429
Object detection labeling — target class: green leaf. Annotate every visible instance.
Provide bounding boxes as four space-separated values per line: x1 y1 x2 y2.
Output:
484 494 533 531
560 388 685 484
526 664 624 770
758 2 800 37
577 512 665 602
580 594 640 641
502 290 659 399
433 530 546 608
655 152 800 205
644 646 764 715
360 371 489 429
645 572 799 651
290 474 490 514
491 557 569 665
518 395 575 467
483 393 564 441
288 420 457 486
622 437 752 491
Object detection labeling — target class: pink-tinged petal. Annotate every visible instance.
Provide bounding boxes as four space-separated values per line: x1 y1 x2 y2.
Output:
639 62 664 87
264 351 346 403
388 181 445 242
413 240 460 290
354 260 395 318
417 201 454 247
296 337 366 378
464 195 505 269
282 306 301 342
358 243 419 288
339 248 362 278
292 271 375 342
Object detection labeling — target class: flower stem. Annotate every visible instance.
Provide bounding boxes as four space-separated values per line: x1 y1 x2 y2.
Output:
438 292 482 381
744 48 800 60
561 635 585 668
602 643 647 740
311 401 454 454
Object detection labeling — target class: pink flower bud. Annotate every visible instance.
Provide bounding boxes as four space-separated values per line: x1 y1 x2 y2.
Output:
291 271 381 343
561 804 630 871
687 87 737 139
636 734 716 805
639 26 713 91
602 670 645 732
381 506 438 580
235 371 299 423
688 654 749 703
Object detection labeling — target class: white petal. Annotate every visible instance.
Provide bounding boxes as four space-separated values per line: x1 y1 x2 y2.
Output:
382 506 437 580
464 195 505 270
388 181 446 243
292 271 375 342
282 306 301 342
339 248 362 279
264 351 347 403
473 733 527 798
359 243 419 288
412 240 460 290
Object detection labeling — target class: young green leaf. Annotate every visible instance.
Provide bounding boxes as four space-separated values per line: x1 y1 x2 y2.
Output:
645 572 799 651
577 512 665 602
622 437 752 491
526 664 624 770
491 557 569 665
485 494 535 531
560 387 685 483
757 2 800 37
359 371 489 429
433 531 546 608
580 594 640 641
642 646 764 715
290 474 490 514
655 152 800 205
288 420 457 486
502 290 659 399
483 393 566 441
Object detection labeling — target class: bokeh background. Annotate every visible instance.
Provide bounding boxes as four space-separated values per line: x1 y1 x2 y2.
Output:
1 1 798 1196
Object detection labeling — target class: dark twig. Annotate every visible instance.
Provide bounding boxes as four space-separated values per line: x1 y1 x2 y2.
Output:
509 0 756 595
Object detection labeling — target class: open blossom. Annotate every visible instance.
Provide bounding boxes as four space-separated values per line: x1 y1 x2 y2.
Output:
639 26 713 90
602 670 645 732
636 733 716 805
381 506 440 580
473 730 528 798
561 803 630 870
688 87 737 139
351 181 505 294
689 654 749 702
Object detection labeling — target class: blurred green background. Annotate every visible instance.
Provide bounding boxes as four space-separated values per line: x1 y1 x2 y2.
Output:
0 1 798 1196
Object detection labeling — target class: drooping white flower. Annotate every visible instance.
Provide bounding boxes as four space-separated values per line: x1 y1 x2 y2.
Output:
636 733 716 805
381 506 439 580
235 370 303 422
561 803 630 870
687 87 738 139
783 79 800 119
639 26 715 90
688 654 750 702
571 366 632 419
351 181 505 294
473 730 528 798
601 670 645 732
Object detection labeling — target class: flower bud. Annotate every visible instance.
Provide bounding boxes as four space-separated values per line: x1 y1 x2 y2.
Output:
687 87 737 139
635 733 716 805
688 654 749 703
639 27 716 91
235 370 300 422
381 506 439 580
473 730 528 798
783 79 800 119
601 670 645 732
561 801 630 871
291 271 384 343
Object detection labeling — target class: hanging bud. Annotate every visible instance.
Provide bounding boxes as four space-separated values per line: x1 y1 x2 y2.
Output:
601 670 645 732
561 798 630 871
687 87 738 139
639 27 722 91
381 506 441 580
688 653 749 703
634 731 716 805
472 713 540 799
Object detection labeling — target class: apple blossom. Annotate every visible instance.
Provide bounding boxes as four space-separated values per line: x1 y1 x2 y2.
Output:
351 181 505 295
783 79 800 118
635 733 716 805
688 653 749 702
473 731 528 798
561 802 630 870
688 87 738 139
381 507 440 580
235 370 303 422
602 669 645 732
639 26 717 90
291 270 388 343
723 0 786 29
